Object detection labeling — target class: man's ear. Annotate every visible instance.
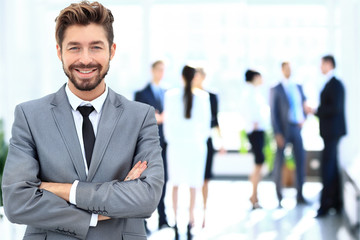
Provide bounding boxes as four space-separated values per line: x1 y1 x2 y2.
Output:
56 44 62 61
110 43 116 60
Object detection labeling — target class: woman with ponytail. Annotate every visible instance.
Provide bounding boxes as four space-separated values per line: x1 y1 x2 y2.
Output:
164 65 211 239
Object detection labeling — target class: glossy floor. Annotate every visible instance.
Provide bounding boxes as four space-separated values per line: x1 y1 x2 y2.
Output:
147 181 357 240
0 180 356 240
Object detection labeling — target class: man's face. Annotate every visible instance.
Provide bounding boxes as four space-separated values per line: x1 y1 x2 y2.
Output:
192 72 205 89
152 63 165 83
320 60 331 75
282 63 291 79
57 23 116 91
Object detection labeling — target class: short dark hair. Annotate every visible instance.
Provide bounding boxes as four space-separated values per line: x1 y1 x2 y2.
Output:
281 61 289 69
151 60 164 69
322 55 336 68
245 69 260 82
55 1 114 49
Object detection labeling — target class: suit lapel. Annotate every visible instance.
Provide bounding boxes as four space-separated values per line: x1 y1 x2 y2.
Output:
51 85 87 181
145 85 156 102
278 84 290 107
145 84 162 112
87 88 124 181
322 77 335 94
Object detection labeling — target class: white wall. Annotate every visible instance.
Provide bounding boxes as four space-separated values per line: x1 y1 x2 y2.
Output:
0 0 359 167
338 0 360 168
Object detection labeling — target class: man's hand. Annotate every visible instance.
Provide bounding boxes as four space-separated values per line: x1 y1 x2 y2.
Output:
99 161 147 222
124 161 147 181
39 182 72 202
275 134 285 148
98 215 111 221
40 161 147 222
155 111 164 124
304 103 315 115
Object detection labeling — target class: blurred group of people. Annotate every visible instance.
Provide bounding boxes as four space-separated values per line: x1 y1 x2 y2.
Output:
135 61 223 239
134 54 346 239
242 55 346 218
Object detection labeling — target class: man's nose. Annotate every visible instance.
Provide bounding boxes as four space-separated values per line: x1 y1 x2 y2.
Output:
79 49 92 65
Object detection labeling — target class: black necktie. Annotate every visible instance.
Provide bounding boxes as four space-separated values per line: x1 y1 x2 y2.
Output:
77 106 95 168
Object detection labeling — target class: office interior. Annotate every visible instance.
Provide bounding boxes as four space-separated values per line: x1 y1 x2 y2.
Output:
0 0 360 239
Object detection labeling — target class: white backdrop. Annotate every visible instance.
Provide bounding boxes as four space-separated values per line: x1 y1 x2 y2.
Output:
0 0 359 166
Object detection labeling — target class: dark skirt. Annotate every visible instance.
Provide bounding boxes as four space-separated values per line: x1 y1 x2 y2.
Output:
204 137 214 180
247 131 265 165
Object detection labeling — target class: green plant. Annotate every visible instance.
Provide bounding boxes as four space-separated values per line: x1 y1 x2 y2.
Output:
239 130 249 154
0 119 8 206
264 130 276 171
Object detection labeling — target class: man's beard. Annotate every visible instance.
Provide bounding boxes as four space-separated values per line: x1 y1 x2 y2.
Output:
63 62 110 91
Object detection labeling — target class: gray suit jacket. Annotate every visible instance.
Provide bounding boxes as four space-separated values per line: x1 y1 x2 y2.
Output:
270 83 306 137
2 85 164 240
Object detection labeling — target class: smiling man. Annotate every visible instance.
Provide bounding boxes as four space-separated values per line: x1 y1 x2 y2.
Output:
1 2 164 240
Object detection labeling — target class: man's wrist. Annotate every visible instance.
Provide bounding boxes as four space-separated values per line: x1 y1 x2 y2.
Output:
39 182 72 202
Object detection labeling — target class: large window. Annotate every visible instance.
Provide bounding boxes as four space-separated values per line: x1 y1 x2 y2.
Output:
0 0 342 151
146 2 339 150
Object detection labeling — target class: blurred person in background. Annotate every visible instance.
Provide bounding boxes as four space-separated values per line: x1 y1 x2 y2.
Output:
314 55 346 217
270 62 309 207
193 67 225 228
164 65 211 240
135 60 169 232
242 69 269 209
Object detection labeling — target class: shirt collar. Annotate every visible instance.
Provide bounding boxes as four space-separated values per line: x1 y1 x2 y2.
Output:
325 69 335 82
281 77 291 88
150 82 161 91
65 83 108 113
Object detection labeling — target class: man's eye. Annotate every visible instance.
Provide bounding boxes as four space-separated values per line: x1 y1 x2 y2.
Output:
92 46 102 50
69 47 79 51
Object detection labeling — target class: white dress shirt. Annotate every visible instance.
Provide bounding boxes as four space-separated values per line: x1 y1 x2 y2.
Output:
322 69 335 91
150 82 164 104
65 84 108 227
242 83 270 133
281 78 305 124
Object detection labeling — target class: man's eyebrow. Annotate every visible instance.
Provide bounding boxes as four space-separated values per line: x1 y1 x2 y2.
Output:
65 41 105 46
66 41 80 46
90 41 105 45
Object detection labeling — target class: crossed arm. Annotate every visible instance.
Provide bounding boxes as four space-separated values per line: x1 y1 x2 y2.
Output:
39 161 148 221
3 104 164 239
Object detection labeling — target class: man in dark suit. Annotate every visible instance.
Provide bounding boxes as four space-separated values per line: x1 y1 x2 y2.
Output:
135 60 169 229
270 62 308 206
315 55 346 217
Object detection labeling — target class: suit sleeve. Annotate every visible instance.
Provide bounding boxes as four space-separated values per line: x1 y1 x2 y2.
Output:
270 87 282 135
298 85 307 103
134 91 142 102
317 81 345 118
2 105 91 240
75 106 164 219
210 94 219 128
299 85 308 117
202 93 212 139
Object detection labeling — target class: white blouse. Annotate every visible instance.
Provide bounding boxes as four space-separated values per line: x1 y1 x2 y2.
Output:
241 83 270 133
